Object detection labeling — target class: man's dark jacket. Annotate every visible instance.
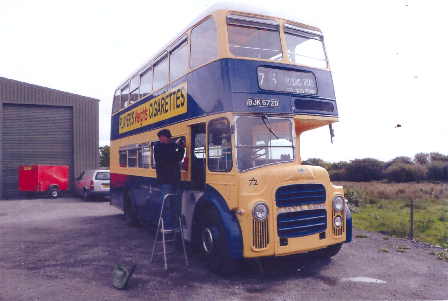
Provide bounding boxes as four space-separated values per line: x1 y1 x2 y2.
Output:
154 141 185 185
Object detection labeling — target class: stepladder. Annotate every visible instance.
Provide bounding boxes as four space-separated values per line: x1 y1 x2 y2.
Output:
150 193 188 270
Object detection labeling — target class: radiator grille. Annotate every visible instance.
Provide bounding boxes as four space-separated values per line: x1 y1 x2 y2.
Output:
276 183 326 207
277 209 327 238
253 218 269 250
276 184 327 238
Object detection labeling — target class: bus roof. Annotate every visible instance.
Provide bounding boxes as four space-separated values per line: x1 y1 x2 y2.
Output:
115 1 322 91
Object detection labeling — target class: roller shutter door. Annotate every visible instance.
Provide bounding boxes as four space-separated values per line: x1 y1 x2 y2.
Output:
2 104 74 198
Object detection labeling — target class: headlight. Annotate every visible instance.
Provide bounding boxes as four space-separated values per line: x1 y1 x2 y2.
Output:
332 195 344 212
334 216 342 227
253 202 269 221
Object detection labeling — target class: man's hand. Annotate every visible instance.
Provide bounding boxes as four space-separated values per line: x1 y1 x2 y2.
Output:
176 138 185 148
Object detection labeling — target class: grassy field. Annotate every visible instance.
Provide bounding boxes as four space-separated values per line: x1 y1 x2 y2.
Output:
335 181 448 249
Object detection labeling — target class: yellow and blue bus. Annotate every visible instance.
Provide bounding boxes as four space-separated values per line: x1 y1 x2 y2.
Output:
110 3 352 275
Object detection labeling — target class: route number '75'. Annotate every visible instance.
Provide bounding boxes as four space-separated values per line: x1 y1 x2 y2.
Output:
258 72 277 87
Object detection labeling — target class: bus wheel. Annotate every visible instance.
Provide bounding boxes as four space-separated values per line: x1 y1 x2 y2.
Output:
50 189 60 198
200 207 237 276
124 191 138 227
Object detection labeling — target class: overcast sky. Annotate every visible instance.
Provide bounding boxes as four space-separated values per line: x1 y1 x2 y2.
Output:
1 0 447 163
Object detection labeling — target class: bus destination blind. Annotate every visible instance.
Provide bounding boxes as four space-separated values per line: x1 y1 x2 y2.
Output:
257 67 317 95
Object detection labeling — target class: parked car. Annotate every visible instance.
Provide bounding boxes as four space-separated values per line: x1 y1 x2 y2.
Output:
73 170 110 201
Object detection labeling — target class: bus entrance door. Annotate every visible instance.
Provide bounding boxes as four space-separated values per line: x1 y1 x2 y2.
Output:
181 123 206 242
190 123 206 191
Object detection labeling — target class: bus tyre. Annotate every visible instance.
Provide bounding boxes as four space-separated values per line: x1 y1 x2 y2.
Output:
124 191 138 227
200 207 237 276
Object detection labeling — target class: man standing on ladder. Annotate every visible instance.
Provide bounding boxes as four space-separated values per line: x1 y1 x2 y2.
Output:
154 129 185 228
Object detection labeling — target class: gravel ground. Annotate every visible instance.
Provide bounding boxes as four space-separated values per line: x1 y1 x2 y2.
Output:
1 197 447 300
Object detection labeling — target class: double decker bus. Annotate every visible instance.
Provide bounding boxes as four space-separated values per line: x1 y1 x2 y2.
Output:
110 3 352 275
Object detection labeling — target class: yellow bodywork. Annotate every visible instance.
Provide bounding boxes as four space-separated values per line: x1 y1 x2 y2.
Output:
235 163 345 258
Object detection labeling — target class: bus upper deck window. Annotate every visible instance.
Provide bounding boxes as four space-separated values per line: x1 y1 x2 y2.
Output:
153 53 168 91
121 85 129 109
227 14 282 61
140 67 152 98
129 75 139 104
112 90 121 114
284 23 327 69
170 36 188 82
190 17 219 69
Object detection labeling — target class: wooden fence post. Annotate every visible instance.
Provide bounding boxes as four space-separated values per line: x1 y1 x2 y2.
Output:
410 198 414 240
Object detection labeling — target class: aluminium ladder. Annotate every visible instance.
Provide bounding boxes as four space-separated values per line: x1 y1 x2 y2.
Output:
150 193 188 270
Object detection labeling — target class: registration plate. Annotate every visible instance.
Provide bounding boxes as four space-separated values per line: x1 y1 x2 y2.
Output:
247 98 279 108
102 184 110 188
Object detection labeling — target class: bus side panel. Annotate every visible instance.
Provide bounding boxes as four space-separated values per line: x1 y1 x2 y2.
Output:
111 173 162 225
186 59 233 116
110 173 128 210
112 173 196 228
127 175 151 222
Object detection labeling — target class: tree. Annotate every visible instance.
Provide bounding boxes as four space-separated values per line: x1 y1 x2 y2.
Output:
430 152 448 163
414 152 430 165
99 145 110 168
302 158 328 168
385 156 413 169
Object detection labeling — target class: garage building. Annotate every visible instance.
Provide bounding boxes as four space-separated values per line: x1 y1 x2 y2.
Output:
0 77 100 199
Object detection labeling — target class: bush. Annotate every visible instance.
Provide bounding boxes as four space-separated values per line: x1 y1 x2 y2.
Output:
328 161 349 181
384 164 407 182
427 161 448 181
409 164 430 182
384 163 428 183
344 158 384 182
329 169 346 181
308 153 448 182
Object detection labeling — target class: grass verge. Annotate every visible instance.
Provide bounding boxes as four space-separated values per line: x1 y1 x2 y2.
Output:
335 181 448 248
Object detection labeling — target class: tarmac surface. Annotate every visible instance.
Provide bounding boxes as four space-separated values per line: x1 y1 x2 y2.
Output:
1 197 447 300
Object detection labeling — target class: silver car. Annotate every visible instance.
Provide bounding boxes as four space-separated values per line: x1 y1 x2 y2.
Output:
73 170 110 201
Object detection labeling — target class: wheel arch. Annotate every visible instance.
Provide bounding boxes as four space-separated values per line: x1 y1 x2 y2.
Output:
123 183 139 211
123 183 137 202
123 183 139 226
48 184 60 191
345 203 352 243
192 194 243 260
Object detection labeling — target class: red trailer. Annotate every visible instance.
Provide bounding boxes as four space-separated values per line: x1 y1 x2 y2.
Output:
19 165 68 198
